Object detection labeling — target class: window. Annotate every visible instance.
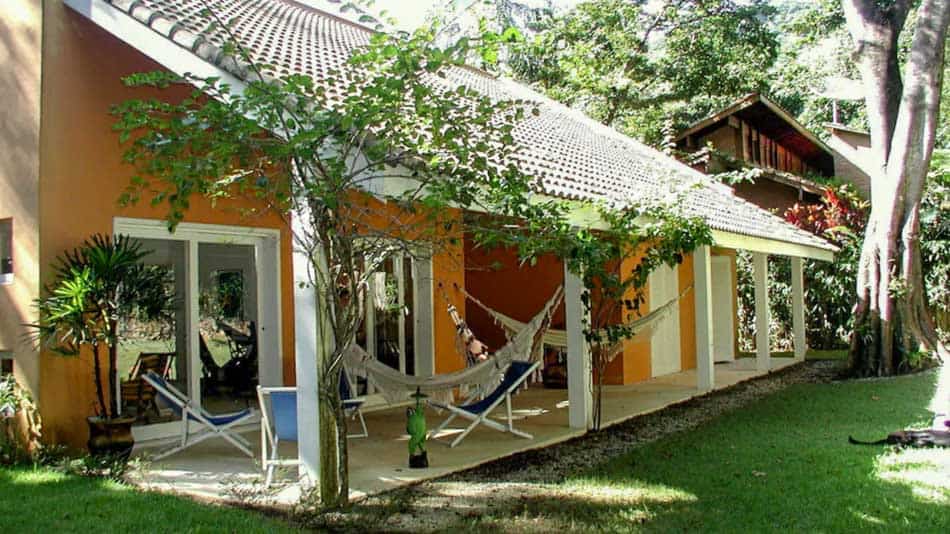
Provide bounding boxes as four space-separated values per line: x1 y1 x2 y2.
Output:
0 219 11 285
361 254 416 376
0 351 12 376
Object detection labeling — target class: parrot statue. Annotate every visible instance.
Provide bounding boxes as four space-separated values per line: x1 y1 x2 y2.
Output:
406 387 428 467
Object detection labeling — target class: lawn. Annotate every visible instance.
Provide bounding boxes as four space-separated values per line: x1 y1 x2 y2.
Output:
0 467 300 533
513 370 949 532
327 368 949 532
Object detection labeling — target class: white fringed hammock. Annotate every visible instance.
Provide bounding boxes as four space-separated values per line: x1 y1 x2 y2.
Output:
462 283 692 359
344 283 691 404
343 286 563 404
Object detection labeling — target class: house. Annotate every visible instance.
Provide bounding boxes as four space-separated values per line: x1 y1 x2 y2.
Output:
1 0 834 490
675 93 872 213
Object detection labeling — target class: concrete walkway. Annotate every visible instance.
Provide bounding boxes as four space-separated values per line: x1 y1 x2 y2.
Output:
131 357 800 505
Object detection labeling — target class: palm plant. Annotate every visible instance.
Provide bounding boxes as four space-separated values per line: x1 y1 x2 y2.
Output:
30 234 168 419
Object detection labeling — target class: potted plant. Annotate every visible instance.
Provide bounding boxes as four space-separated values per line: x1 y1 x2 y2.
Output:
29 234 167 458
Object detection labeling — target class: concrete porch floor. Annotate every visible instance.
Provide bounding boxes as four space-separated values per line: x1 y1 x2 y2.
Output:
131 357 801 505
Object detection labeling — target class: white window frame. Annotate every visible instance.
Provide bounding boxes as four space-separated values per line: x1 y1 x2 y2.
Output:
361 251 435 398
113 217 282 441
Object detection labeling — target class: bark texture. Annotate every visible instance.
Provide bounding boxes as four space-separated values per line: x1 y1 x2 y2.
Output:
842 0 950 392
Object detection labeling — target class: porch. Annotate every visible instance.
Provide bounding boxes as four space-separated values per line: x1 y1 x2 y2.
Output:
131 356 801 506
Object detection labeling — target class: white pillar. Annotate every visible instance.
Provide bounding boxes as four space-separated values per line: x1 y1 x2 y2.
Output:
753 252 771 373
693 245 715 391
791 257 807 361
565 265 592 430
293 240 320 486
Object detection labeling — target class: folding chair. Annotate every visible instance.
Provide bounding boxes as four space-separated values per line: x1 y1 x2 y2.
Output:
143 371 255 460
255 372 368 486
340 369 368 439
430 360 542 448
256 386 299 486
120 352 174 420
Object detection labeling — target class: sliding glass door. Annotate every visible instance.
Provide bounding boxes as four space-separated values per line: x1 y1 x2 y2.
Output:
114 219 281 440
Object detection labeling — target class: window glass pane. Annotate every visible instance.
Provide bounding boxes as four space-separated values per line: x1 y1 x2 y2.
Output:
403 255 415 376
373 257 401 371
199 243 257 415
118 238 184 426
0 219 12 282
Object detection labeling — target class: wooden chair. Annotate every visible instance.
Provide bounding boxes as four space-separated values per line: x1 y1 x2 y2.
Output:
120 352 174 421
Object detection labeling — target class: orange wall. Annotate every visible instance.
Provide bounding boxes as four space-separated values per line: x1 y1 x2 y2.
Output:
463 238 566 353
679 252 697 371
0 0 43 399
38 5 296 447
614 253 652 384
465 238 667 386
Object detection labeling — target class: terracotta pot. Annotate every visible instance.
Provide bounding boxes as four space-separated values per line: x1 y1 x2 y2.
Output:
86 416 135 459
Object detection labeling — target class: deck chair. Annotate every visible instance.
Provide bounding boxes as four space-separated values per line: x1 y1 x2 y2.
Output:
120 352 174 420
256 386 299 486
256 372 368 485
430 360 541 448
143 371 255 460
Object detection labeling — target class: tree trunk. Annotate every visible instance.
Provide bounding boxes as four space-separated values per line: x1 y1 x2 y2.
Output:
108 320 119 419
844 0 950 386
91 342 107 418
317 383 346 508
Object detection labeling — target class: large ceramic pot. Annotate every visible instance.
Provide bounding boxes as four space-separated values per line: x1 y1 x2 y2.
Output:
86 416 135 459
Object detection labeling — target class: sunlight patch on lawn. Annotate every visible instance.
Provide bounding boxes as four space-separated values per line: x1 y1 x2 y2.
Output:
875 448 950 504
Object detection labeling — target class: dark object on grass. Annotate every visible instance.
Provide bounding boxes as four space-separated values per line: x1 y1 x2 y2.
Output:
848 429 950 448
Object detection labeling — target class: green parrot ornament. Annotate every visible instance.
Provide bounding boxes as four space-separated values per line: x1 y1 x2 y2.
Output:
407 387 428 468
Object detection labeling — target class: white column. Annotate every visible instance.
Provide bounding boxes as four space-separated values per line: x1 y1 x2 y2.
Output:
753 252 771 373
791 257 807 361
565 265 592 430
293 239 320 486
693 245 715 391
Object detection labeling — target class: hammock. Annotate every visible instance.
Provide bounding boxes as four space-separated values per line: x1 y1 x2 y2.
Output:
464 284 692 357
344 286 563 405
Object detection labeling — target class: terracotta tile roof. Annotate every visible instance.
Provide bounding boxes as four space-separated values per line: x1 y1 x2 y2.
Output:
99 0 835 254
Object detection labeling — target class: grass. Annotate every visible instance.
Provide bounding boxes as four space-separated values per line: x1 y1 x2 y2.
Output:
117 338 232 376
0 466 300 533
5 368 945 533
491 370 949 532
737 348 850 360
327 368 949 532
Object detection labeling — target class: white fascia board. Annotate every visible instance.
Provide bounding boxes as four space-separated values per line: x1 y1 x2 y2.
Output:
711 229 835 262
65 0 249 95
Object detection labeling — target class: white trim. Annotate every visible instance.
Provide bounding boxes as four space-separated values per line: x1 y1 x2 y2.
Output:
113 217 283 439
791 257 807 361
753 252 771 372
412 256 435 378
395 255 407 374
692 245 715 391
711 255 736 362
649 263 681 377
114 217 280 243
65 0 248 94
565 265 592 429
711 230 834 261
187 240 201 404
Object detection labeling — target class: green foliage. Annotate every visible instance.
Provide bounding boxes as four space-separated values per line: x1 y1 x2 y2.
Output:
28 234 169 419
510 0 779 143
923 150 950 334
0 375 41 465
736 185 867 351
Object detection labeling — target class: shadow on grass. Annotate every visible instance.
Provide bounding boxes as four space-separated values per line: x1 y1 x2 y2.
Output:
0 466 298 533
316 370 948 533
